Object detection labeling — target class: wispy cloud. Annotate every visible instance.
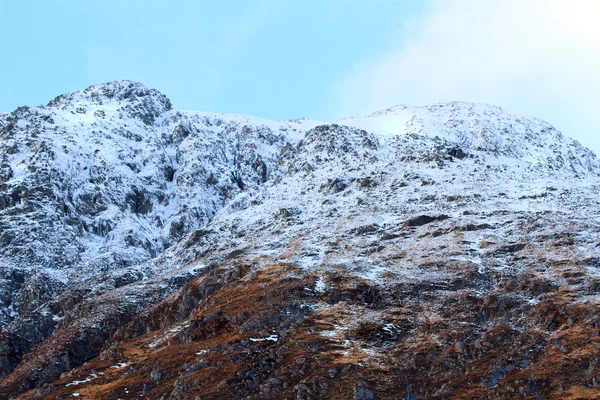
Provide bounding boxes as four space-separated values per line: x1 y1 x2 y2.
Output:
330 0 600 153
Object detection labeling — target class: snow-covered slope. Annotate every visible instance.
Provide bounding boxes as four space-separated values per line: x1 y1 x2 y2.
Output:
335 102 599 175
0 81 598 324
193 120 600 287
0 81 322 325
1 81 600 398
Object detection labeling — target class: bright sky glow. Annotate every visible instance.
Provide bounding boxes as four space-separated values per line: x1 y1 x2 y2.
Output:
1 0 598 153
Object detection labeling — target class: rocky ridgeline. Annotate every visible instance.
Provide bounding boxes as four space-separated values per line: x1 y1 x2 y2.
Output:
0 81 320 327
358 102 599 175
0 81 599 398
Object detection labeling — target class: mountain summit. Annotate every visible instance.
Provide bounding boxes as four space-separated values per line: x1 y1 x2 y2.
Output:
0 82 599 399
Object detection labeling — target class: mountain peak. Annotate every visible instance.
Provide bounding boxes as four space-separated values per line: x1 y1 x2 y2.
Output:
42 80 173 126
2 82 600 398
366 101 506 118
332 101 599 176
82 80 168 103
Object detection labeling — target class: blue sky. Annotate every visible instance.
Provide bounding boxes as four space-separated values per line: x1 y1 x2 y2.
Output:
1 0 599 153
0 0 426 120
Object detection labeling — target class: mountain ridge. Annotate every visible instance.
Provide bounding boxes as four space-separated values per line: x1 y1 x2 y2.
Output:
1 81 599 399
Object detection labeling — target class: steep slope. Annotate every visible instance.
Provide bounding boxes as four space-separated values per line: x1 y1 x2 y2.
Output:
0 81 319 389
1 82 600 399
336 102 598 175
0 80 319 325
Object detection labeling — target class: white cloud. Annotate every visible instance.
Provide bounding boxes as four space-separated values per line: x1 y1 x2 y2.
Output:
330 0 600 154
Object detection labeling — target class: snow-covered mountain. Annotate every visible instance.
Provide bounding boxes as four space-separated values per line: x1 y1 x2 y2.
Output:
0 81 323 323
1 81 599 399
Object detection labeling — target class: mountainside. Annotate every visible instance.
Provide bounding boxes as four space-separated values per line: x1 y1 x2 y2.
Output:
1 81 600 399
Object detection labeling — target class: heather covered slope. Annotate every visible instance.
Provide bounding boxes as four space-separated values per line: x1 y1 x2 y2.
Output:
1 82 600 398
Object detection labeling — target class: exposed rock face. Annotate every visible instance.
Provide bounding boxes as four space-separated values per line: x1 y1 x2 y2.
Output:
1 81 600 399
0 81 319 326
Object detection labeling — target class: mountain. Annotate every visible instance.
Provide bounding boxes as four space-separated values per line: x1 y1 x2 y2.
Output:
0 81 599 399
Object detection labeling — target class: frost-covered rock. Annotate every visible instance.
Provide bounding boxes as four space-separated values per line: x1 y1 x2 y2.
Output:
0 80 321 326
1 81 599 397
